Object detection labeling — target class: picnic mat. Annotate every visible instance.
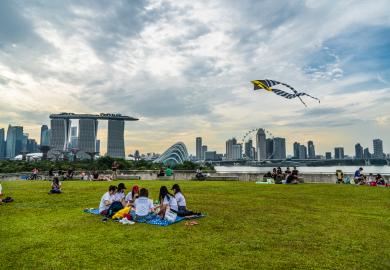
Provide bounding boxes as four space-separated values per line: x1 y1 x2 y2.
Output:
83 208 204 227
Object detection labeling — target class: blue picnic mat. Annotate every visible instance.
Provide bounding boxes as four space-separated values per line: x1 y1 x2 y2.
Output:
83 208 204 226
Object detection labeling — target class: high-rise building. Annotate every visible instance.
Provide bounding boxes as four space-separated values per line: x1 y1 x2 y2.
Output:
373 139 384 159
293 142 300 159
273 137 286 159
266 138 273 159
6 125 24 159
0 128 5 159
107 120 125 158
299 145 307 159
96 139 101 154
78 119 98 159
196 137 202 160
325 152 332 159
363 148 371 159
244 139 253 160
355 143 363 159
232 144 243 160
40 128 50 147
40 125 48 146
50 119 71 153
256 129 266 161
70 126 78 149
226 138 234 160
334 147 344 159
307 141 315 159
201 145 208 160
27 139 38 153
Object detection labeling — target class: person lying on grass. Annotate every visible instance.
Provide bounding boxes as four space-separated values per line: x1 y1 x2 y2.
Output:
99 185 117 215
157 186 178 218
114 183 127 206
49 177 62 194
171 184 201 217
131 188 156 221
124 185 139 206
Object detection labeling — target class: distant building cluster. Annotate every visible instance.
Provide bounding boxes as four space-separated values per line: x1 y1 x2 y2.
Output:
0 125 39 160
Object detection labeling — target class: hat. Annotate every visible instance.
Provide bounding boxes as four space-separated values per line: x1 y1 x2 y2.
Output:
171 184 180 190
117 183 127 190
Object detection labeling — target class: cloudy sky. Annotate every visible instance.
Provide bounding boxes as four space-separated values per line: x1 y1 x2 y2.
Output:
0 0 389 156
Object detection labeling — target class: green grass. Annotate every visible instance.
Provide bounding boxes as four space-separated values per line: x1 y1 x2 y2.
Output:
0 181 389 270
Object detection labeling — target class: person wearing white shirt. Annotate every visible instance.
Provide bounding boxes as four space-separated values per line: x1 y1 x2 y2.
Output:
114 183 127 206
131 188 156 221
125 185 139 205
157 186 178 218
171 184 201 217
99 185 117 215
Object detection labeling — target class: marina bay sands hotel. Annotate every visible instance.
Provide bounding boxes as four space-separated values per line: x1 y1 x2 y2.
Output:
49 113 138 159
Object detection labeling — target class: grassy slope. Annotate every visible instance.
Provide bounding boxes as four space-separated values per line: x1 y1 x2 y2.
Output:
0 181 389 270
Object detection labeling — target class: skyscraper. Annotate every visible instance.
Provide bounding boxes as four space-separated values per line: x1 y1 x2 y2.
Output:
201 145 208 160
0 128 5 159
40 125 48 146
273 137 286 159
307 141 315 159
196 137 202 160
107 119 125 158
6 125 24 159
78 119 98 159
27 139 38 153
96 139 101 154
70 126 78 149
226 138 234 160
299 145 307 159
373 139 384 159
334 147 344 159
266 138 273 159
50 119 71 153
293 142 300 159
355 143 363 159
244 139 253 160
232 144 243 160
325 152 332 159
256 129 266 161
363 148 371 159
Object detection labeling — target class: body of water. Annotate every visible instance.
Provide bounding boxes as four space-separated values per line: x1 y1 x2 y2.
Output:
215 166 390 175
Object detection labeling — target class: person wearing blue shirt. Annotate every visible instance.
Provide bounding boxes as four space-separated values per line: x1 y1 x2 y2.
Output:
354 167 365 184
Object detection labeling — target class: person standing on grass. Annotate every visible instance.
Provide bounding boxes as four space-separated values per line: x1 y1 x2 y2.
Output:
131 188 156 221
112 161 119 179
49 177 62 194
99 185 117 215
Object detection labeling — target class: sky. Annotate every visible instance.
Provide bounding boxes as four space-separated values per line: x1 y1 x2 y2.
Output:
0 0 389 156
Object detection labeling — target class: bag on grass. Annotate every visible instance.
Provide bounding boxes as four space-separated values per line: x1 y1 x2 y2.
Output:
164 209 177 223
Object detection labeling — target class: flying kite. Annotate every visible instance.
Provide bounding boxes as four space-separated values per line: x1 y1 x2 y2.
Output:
251 79 320 107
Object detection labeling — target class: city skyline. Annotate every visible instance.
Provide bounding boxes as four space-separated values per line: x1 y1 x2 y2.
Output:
0 1 389 156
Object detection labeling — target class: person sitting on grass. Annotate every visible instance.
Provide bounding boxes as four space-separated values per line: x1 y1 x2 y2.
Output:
99 185 117 215
131 188 156 221
171 184 200 217
354 167 365 184
92 170 100 181
376 174 386 186
49 177 62 194
114 183 127 206
336 170 344 184
157 186 178 218
125 185 139 205
285 173 299 184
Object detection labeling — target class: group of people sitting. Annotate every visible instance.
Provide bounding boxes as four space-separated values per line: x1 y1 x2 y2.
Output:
263 167 300 184
99 183 200 222
336 168 387 186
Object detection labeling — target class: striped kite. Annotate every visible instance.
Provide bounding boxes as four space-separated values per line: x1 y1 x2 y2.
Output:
251 79 320 107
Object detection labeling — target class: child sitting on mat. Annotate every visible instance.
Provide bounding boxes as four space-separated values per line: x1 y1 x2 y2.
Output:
131 188 156 221
157 186 178 218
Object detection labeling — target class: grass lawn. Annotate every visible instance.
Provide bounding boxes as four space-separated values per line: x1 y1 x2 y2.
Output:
0 181 389 270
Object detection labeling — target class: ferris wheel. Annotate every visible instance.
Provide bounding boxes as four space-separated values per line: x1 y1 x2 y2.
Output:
241 128 274 144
